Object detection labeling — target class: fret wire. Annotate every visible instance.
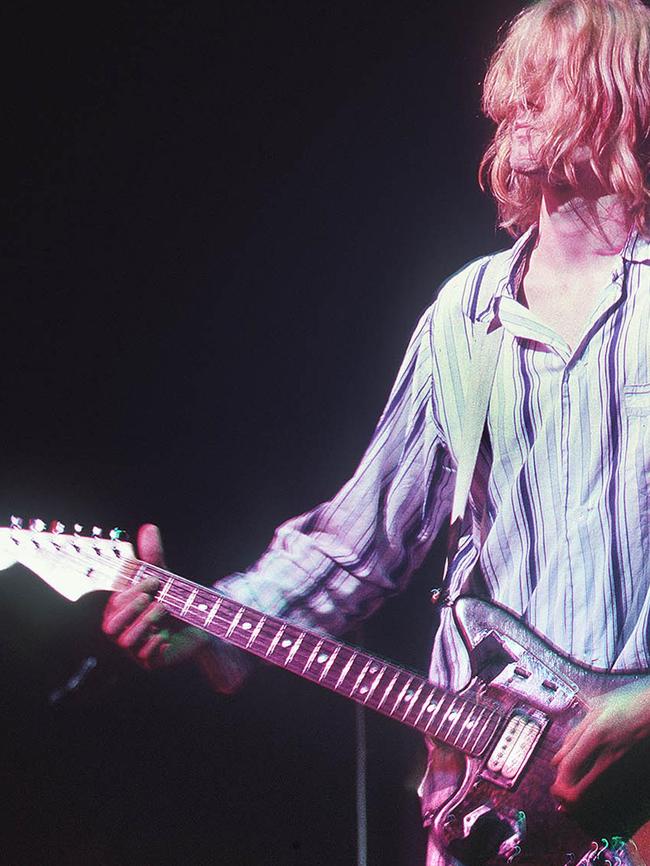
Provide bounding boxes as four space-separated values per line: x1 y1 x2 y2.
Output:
457 704 486 750
302 638 325 675
265 623 287 657
285 631 306 665
452 704 478 748
318 645 342 682
413 686 441 729
225 606 246 639
312 640 341 679
390 675 415 717
444 701 465 742
376 670 400 710
204 598 223 627
431 695 459 740
157 576 174 603
334 651 357 691
472 712 499 754
470 709 494 750
349 659 372 697
401 681 425 722
363 665 387 705
424 692 452 733
246 615 267 649
429 694 455 737
466 711 493 755
180 588 198 615
347 653 379 695
424 690 447 734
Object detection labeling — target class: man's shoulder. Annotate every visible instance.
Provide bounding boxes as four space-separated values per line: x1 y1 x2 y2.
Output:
432 246 514 323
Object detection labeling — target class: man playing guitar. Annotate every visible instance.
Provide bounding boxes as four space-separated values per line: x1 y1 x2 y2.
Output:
102 1 650 863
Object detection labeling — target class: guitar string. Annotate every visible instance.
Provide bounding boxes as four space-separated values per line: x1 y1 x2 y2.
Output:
121 558 498 734
29 538 433 686
25 538 506 751
124 562 484 737
23 536 505 739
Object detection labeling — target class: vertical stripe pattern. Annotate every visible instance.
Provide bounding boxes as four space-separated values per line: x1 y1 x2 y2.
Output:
215 227 650 862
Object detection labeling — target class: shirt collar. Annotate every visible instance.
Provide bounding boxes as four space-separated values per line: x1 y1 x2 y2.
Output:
475 224 650 324
475 226 538 323
621 229 650 264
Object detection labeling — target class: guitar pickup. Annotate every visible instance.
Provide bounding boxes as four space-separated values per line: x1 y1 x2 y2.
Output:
483 710 547 788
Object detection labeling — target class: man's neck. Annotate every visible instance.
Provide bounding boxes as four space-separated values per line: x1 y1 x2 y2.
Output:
534 184 632 272
520 187 633 350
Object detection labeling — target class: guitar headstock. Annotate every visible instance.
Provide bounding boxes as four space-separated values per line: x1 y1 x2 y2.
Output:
0 518 135 600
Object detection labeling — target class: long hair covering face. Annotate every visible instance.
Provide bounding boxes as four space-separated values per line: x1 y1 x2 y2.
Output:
480 0 650 236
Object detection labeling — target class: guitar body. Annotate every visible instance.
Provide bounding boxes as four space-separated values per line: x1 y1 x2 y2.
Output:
434 597 650 865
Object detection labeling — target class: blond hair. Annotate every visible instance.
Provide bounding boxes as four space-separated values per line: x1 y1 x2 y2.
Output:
480 0 650 236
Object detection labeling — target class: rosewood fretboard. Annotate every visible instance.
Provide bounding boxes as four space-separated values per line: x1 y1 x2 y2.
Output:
124 560 503 757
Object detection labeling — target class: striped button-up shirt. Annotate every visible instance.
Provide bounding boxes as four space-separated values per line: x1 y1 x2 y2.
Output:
217 227 650 860
219 226 650 686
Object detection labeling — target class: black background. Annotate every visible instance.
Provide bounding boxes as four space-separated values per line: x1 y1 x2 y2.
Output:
3 2 521 863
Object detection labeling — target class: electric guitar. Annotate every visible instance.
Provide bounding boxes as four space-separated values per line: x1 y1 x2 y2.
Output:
2 520 649 866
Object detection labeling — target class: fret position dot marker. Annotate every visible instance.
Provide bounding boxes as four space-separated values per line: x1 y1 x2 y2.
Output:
369 666 379 674
197 604 208 612
426 703 437 713
242 622 252 630
281 638 292 648
359 686 368 694
448 711 459 721
317 653 329 664
404 690 414 701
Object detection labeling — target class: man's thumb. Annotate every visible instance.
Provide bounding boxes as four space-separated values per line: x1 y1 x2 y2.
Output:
137 523 166 568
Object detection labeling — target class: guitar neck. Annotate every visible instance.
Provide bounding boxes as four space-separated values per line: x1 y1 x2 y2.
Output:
124 559 502 757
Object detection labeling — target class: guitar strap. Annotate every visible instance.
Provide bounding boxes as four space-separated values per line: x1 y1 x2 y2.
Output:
436 312 504 605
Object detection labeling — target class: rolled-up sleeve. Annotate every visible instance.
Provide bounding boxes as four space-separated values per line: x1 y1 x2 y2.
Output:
215 302 455 637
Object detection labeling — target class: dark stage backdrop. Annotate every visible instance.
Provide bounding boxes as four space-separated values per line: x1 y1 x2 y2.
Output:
3 2 523 864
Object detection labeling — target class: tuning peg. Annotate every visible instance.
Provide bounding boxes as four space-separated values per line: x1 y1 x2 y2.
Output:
109 528 128 541
50 520 65 534
92 526 103 538
10 516 24 530
29 518 46 533
74 524 83 535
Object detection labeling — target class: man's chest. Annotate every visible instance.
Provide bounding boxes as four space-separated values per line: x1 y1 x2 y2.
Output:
479 279 650 513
